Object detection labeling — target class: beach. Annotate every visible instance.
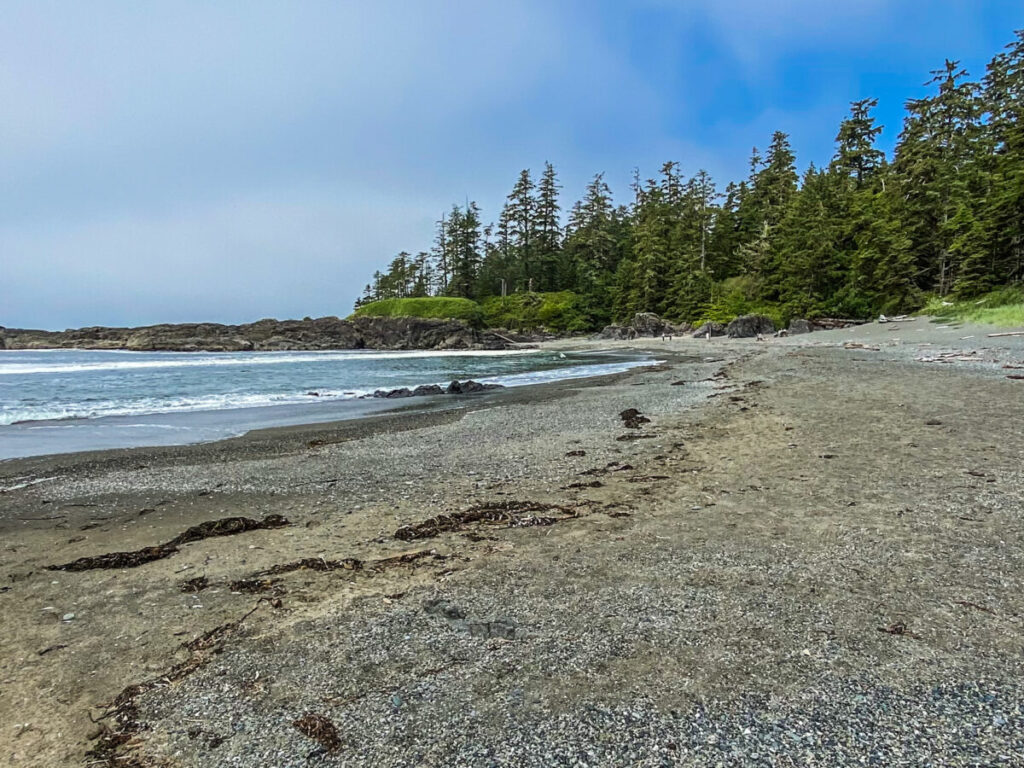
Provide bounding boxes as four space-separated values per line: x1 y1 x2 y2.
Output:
2 319 1024 766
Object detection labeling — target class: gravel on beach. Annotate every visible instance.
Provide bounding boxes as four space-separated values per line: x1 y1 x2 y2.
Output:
2 317 1024 767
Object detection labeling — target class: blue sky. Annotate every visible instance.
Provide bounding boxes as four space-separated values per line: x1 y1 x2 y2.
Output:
2 1 1020 329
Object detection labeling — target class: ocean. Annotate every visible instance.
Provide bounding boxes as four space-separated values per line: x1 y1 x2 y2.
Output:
0 348 654 459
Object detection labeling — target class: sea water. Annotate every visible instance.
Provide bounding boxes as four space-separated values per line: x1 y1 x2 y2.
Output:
0 348 653 459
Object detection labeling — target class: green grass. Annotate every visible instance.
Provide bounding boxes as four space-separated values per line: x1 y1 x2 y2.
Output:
481 291 596 333
350 297 484 327
920 286 1024 327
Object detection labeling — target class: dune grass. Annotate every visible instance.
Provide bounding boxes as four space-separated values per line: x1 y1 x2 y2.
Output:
920 287 1024 327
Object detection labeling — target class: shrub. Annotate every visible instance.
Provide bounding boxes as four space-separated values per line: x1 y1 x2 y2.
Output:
480 291 597 333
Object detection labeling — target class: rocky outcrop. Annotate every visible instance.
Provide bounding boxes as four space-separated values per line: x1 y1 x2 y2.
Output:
597 313 690 340
445 380 504 395
597 325 637 340
1 316 513 352
692 322 726 338
727 314 776 338
788 318 815 335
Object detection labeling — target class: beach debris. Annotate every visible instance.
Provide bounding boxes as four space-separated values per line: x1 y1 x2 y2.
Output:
987 331 1024 338
627 475 670 482
86 601 268 765
180 576 210 593
616 433 657 441
46 514 290 571
292 713 343 753
565 449 587 457
1008 375 1024 380
255 556 363 577
394 500 577 541
228 578 282 594
877 621 920 639
61 612 76 622
925 419 943 426
37 643 68 656
843 342 880 351
580 461 634 476
564 480 604 489
619 408 651 429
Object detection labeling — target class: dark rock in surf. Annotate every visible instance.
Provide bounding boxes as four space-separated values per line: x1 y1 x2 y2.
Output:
374 388 415 399
446 380 504 395
412 384 445 397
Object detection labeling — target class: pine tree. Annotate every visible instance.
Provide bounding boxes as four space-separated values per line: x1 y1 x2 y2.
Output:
893 60 984 294
832 98 886 187
535 162 563 291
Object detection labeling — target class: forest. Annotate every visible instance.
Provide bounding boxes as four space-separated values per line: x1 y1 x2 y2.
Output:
356 30 1024 329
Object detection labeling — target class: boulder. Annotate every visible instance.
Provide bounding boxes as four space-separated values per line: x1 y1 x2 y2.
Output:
788 318 814 335
692 322 726 338
631 312 667 337
373 387 415 399
727 314 776 338
446 380 504 395
597 325 637 340
411 384 445 397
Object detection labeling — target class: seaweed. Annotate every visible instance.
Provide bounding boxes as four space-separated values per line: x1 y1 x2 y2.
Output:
47 515 289 571
394 500 577 541
292 713 343 753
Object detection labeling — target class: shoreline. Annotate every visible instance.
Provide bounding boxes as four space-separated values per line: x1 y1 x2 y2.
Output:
0 349 665 466
2 326 1024 766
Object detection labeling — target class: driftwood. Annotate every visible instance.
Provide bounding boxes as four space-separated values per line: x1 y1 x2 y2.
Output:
987 331 1024 338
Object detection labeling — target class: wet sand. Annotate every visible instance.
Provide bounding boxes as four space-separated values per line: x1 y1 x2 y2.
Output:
2 319 1023 766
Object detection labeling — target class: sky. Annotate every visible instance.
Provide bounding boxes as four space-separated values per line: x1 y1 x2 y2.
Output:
2 1 1021 330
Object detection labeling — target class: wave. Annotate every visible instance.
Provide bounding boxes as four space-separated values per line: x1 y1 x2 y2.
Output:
2 389 369 425
0 348 534 376
0 357 658 426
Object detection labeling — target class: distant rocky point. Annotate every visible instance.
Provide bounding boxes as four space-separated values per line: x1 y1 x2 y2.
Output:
0 316 512 352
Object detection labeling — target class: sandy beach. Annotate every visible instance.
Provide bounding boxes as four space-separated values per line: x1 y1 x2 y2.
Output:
2 318 1024 767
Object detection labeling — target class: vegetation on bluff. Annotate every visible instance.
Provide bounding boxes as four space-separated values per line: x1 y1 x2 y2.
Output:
357 30 1024 330
350 297 484 327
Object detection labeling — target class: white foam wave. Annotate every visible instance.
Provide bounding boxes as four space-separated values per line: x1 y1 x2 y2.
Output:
0 348 534 376
1 389 369 426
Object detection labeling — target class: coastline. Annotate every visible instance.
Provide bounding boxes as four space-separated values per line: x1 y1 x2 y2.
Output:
0 349 661 463
2 324 1023 766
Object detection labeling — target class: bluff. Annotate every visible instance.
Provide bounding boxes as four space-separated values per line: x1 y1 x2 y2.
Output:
0 316 512 352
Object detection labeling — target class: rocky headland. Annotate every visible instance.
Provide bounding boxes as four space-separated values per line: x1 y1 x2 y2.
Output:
0 315 513 352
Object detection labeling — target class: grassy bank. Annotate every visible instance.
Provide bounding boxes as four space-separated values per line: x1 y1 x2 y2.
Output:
351 297 484 327
920 287 1024 326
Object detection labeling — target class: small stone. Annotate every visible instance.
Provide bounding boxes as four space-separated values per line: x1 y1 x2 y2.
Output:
62 613 75 621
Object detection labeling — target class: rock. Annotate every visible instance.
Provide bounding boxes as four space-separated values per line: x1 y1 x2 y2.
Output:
597 325 637 340
373 388 414 399
631 312 667 337
727 314 776 338
1 315 514 352
62 613 75 621
446 380 503 395
692 322 726 338
411 384 445 397
788 318 814 335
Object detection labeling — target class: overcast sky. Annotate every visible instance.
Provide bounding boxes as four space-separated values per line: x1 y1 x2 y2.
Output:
2 1 1020 330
